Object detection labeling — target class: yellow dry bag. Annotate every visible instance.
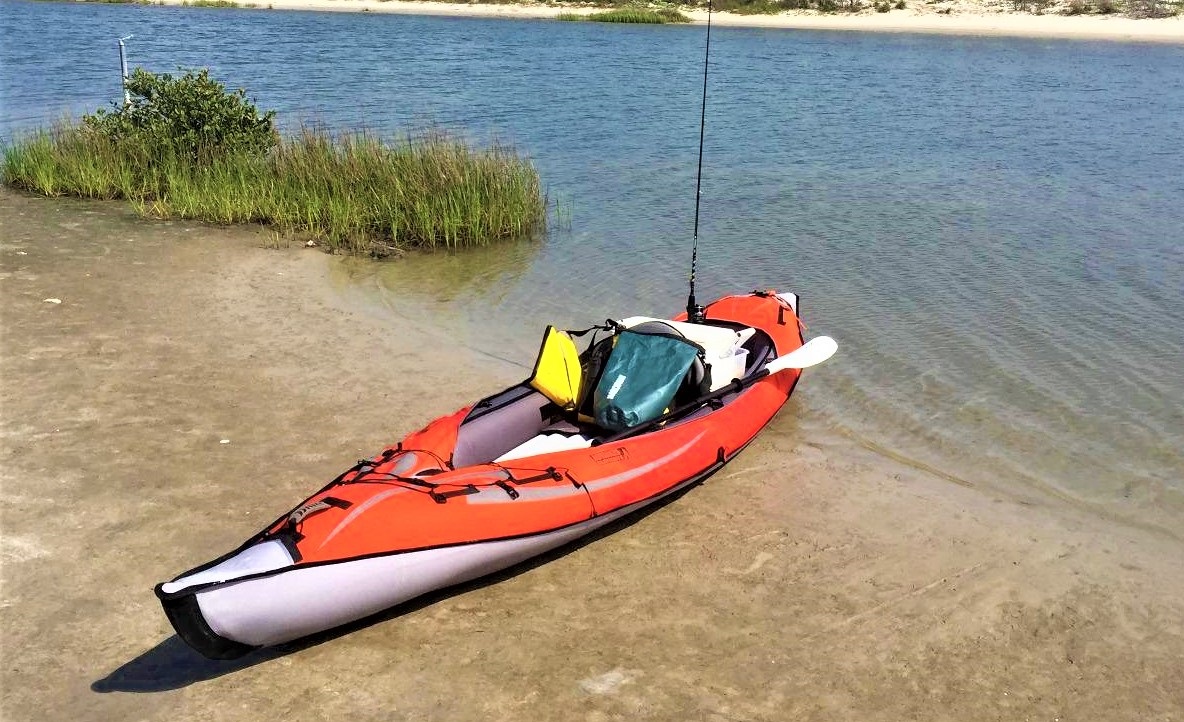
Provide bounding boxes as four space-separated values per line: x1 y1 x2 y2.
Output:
529 326 583 411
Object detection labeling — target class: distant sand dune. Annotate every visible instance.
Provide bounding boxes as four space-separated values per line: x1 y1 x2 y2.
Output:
156 0 1184 43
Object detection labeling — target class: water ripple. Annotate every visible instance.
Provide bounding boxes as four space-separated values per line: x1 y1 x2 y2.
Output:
3 0 1182 511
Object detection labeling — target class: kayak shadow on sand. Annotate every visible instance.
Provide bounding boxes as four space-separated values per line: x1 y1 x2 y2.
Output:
90 482 701 693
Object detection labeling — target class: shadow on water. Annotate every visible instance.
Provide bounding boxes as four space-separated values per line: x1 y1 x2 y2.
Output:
91 480 702 693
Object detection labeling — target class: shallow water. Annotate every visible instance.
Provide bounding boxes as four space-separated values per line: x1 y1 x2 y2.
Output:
2 0 1182 520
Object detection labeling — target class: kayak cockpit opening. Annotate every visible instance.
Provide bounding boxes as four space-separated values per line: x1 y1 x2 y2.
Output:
451 320 776 467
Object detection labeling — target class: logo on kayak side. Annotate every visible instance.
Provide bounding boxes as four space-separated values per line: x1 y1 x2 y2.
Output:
590 446 629 465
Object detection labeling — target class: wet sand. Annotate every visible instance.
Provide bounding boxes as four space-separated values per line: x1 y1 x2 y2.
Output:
1 190 1182 720
153 0 1184 44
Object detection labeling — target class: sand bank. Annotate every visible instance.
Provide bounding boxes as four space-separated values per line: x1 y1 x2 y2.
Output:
2 191 1183 720
156 0 1184 43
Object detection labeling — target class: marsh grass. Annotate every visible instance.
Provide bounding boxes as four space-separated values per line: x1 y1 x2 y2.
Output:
709 0 858 13
3 124 546 255
561 7 691 21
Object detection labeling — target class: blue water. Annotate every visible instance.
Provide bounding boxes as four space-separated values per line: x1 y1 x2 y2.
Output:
2 1 1182 520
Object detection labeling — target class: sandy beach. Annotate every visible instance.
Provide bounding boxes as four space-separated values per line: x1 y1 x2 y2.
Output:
150 0 1184 43
2 189 1182 720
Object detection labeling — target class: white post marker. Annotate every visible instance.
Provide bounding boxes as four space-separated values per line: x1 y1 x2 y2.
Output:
118 35 134 106
763 336 838 374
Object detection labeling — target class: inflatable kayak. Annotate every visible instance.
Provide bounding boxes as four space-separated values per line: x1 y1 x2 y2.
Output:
156 290 836 659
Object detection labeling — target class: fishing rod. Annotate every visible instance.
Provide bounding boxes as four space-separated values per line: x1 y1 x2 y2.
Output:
685 0 713 325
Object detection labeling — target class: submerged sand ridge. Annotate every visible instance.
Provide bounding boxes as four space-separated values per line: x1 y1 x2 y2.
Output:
1 191 1182 720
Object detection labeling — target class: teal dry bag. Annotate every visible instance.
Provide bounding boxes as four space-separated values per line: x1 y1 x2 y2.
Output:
592 330 701 432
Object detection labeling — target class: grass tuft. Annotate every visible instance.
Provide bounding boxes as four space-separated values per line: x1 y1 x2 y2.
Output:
562 7 691 22
3 124 547 256
708 0 866 13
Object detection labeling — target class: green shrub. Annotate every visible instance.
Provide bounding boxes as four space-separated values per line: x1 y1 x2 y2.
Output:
1125 0 1175 14
710 0 856 12
1064 0 1090 13
3 70 547 256
1096 0 1120 11
83 68 276 163
708 0 792 13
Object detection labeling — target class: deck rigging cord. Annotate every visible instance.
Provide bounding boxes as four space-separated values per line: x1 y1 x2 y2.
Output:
686 0 713 324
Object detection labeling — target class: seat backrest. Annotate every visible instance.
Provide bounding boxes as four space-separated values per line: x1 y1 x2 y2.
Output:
619 316 741 358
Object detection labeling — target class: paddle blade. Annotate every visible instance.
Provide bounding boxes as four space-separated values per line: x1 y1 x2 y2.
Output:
764 336 838 374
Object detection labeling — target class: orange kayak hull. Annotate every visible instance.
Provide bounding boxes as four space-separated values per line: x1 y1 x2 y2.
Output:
157 291 807 658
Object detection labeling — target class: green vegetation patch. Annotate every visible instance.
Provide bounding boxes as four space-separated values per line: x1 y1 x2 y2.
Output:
86 68 277 161
2 69 546 256
560 7 691 22
1025 0 1178 14
707 0 862 14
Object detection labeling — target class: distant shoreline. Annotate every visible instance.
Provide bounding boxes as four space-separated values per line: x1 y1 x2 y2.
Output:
150 0 1184 43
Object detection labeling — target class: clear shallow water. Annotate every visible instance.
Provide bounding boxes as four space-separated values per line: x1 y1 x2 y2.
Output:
3 1 1182 518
